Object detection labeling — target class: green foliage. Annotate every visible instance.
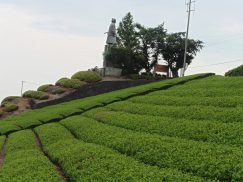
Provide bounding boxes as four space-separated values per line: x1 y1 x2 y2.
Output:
1 96 20 107
0 130 61 181
0 73 209 135
55 77 86 89
225 64 243 76
37 84 52 92
162 32 203 77
71 71 101 83
105 46 146 75
35 123 204 181
107 101 243 123
84 107 243 148
23 90 49 100
117 12 139 51
3 103 18 112
61 116 243 181
38 84 65 95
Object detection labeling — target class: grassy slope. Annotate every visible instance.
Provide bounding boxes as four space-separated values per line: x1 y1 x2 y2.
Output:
6 73 243 181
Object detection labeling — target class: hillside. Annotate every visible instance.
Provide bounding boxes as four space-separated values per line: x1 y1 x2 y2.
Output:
2 73 243 181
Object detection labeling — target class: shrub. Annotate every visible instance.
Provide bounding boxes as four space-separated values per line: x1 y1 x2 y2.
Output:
55 78 86 89
38 84 65 95
3 103 18 112
37 84 52 92
225 65 243 76
1 96 20 107
71 71 102 83
23 90 49 100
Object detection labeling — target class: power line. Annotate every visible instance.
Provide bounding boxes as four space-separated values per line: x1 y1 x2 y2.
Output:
190 58 243 69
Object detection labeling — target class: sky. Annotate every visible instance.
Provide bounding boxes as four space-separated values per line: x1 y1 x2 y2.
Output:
0 0 243 101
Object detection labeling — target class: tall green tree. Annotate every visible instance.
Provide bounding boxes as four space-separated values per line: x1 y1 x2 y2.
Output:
162 32 203 77
117 12 139 51
136 24 166 73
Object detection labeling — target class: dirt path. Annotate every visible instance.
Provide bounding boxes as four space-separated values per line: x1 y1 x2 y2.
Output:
33 130 68 182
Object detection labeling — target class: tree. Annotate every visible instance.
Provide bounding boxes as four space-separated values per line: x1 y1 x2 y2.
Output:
105 46 146 75
136 24 166 73
162 32 203 77
117 12 139 51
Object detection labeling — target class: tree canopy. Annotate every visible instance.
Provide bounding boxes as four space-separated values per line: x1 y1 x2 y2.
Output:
105 12 203 77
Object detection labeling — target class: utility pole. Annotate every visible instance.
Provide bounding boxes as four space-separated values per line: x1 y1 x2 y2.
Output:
181 0 195 77
20 81 24 96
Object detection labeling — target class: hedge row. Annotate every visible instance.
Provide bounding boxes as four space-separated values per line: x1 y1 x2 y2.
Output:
107 101 243 123
129 95 243 108
84 108 243 148
0 73 212 135
172 75 243 89
35 123 204 181
61 116 243 181
0 130 61 181
55 77 86 89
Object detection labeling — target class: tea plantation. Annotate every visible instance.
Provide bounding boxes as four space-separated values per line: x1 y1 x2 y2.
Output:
2 73 243 181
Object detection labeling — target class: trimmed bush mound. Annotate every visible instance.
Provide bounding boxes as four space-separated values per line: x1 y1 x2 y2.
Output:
71 71 102 83
38 84 65 95
1 96 20 107
56 77 86 89
225 64 243 76
23 90 49 100
37 84 52 92
2 103 18 112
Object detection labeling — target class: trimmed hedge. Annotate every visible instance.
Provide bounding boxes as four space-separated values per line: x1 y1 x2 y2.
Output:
23 90 49 100
0 130 61 181
71 71 102 83
38 84 65 95
61 116 243 181
225 65 243 76
3 103 18 112
1 96 20 107
35 123 204 181
55 77 86 89
37 84 52 92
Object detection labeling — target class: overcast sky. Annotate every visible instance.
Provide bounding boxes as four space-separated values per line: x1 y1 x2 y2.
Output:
0 0 243 101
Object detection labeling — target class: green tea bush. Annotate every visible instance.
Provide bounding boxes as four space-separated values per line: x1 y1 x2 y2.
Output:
23 90 49 100
225 65 243 76
71 71 102 83
61 116 243 181
0 130 61 181
35 123 204 181
55 77 86 89
84 108 243 148
107 101 243 123
3 103 18 112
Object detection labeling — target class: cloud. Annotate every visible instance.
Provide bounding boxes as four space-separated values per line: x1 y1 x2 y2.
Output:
0 4 105 101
